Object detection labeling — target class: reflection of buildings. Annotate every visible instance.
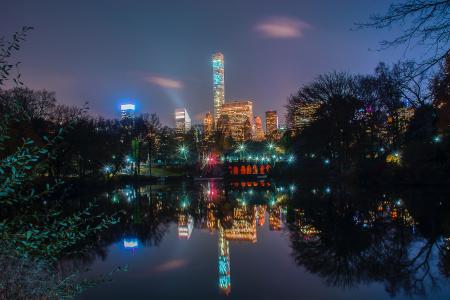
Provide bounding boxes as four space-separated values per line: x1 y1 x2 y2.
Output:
123 238 139 249
212 52 225 126
218 222 231 295
269 205 283 231
219 100 254 142
295 209 320 239
223 206 257 243
256 205 266 227
175 108 191 137
178 213 194 239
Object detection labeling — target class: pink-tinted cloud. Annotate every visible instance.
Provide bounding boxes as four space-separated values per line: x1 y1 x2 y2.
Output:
254 17 311 39
154 259 188 272
146 75 183 89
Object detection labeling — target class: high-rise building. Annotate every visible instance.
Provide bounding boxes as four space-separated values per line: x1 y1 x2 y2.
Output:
120 104 135 142
219 100 254 142
212 52 225 127
289 102 321 134
265 110 279 139
175 108 191 136
203 111 214 142
254 116 265 141
120 103 135 121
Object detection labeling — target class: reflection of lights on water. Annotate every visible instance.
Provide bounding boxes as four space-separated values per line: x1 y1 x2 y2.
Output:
311 189 317 194
123 238 139 249
112 194 119 204
103 165 112 174
433 135 442 143
288 156 294 163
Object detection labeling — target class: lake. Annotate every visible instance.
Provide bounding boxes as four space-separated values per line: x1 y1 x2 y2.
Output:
74 180 450 300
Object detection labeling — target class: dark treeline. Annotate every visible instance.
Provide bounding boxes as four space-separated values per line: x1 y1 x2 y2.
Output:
285 59 450 185
0 87 189 178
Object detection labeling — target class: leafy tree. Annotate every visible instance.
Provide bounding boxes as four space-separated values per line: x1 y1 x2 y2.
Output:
0 28 120 299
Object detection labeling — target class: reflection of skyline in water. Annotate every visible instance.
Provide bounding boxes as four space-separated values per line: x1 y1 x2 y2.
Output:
78 182 450 299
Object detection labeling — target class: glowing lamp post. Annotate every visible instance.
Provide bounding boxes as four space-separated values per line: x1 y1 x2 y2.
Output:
178 145 189 176
236 143 246 160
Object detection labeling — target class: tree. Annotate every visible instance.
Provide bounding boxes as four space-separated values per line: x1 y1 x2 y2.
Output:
143 113 162 175
361 0 450 75
0 28 120 299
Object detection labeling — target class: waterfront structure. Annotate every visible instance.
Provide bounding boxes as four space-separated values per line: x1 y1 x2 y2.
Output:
254 116 265 141
288 102 321 134
265 110 279 139
219 100 254 142
212 52 225 127
175 108 191 136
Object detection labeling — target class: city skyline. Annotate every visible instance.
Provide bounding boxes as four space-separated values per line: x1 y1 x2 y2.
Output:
1 0 425 125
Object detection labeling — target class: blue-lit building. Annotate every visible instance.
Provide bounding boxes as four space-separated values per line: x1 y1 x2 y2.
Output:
212 52 225 127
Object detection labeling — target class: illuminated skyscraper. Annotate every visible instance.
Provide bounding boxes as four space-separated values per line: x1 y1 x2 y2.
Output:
219 100 253 142
120 103 135 121
254 116 265 141
120 104 135 142
265 110 279 139
175 108 191 136
212 52 225 127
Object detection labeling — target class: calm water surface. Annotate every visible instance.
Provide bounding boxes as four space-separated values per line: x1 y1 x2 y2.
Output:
74 181 450 300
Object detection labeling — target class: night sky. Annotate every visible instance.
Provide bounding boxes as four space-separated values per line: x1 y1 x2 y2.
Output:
2 0 423 125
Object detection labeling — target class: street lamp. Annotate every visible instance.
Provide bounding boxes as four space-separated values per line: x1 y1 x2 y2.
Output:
236 143 246 160
178 145 188 160
178 145 189 177
433 135 442 143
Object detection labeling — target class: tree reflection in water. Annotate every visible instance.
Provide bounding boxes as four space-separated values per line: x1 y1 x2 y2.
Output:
68 182 450 298
288 186 450 297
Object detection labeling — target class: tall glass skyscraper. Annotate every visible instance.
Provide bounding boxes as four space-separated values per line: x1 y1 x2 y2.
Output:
212 52 225 127
175 108 191 135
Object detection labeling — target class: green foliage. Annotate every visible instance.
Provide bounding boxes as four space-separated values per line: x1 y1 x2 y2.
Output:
0 28 123 299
